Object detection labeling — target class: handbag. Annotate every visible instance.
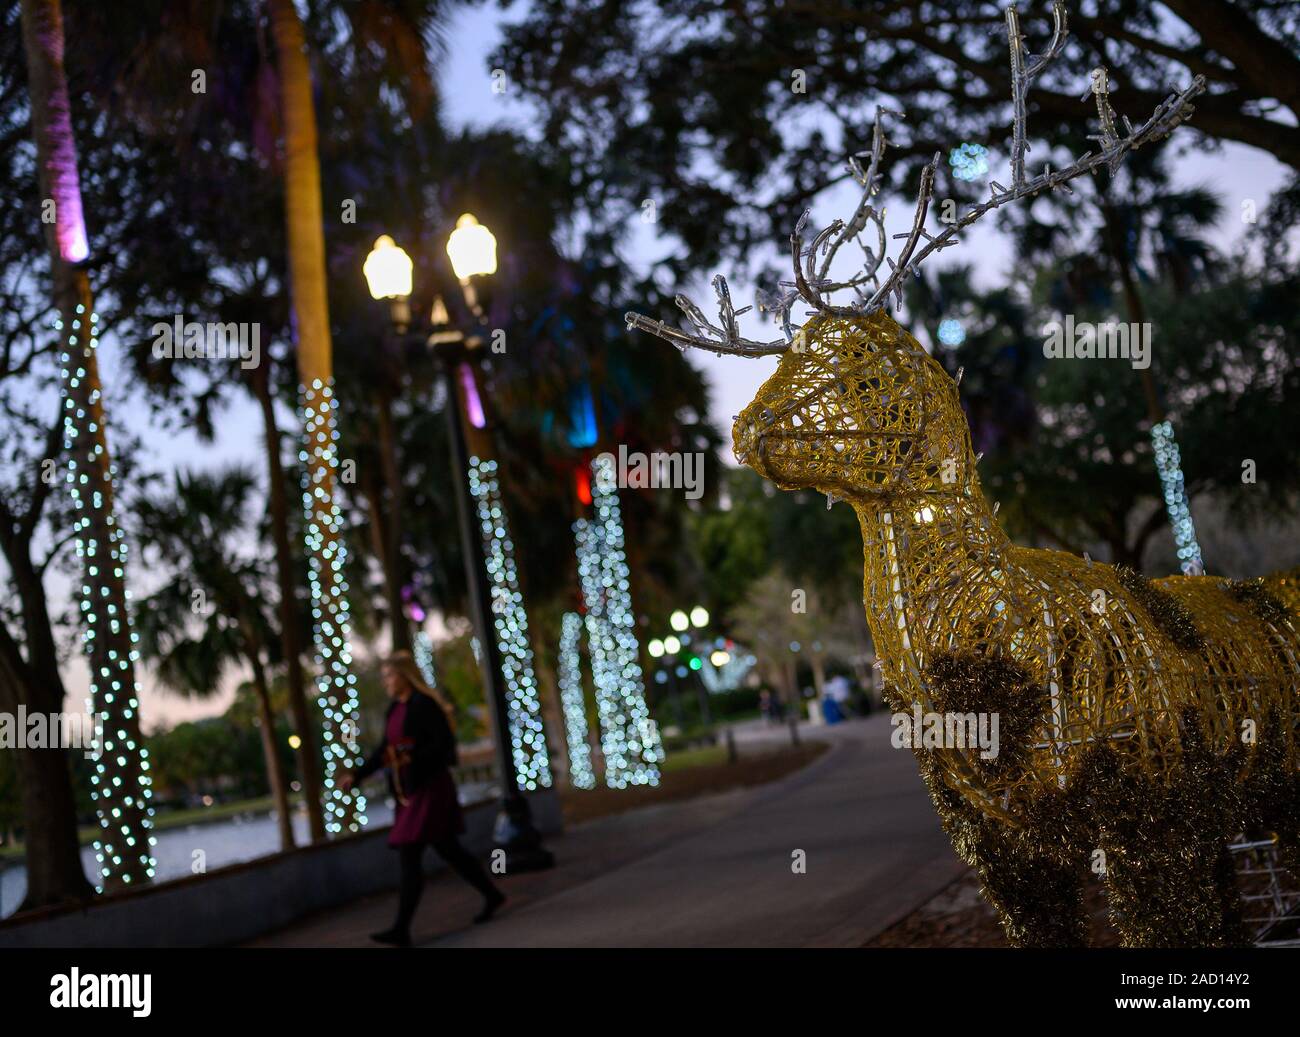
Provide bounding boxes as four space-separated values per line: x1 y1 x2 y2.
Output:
383 737 416 806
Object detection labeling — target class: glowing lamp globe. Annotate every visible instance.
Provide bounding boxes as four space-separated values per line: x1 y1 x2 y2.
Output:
690 606 710 628
648 639 665 658
669 610 689 632
363 235 413 300
446 213 498 280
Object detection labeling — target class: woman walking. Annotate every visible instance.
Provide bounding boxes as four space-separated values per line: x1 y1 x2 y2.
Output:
341 651 505 946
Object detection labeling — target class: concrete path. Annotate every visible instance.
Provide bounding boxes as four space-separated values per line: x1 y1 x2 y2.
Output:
430 714 962 948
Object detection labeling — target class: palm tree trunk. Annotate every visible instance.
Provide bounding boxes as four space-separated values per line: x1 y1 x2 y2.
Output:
245 643 296 853
251 362 325 841
268 0 363 832
20 0 152 889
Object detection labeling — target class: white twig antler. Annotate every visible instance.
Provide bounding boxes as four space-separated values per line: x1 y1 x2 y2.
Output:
624 276 792 356
625 0 1206 354
1008 0 1069 188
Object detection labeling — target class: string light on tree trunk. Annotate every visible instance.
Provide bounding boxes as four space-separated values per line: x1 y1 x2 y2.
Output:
56 306 155 887
299 379 366 833
414 630 439 690
467 456 552 791
573 455 663 789
1150 421 1204 576
556 611 596 789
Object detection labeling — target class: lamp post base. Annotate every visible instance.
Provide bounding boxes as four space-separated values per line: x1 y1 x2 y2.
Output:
491 796 555 873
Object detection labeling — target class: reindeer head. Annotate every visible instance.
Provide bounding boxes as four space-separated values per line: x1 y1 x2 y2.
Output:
627 1 1202 500
733 311 974 502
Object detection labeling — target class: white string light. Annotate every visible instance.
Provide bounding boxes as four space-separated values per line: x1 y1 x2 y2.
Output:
1150 420 1204 575
467 457 552 791
299 380 366 833
56 306 155 887
574 455 663 788
557 611 595 789
414 630 439 689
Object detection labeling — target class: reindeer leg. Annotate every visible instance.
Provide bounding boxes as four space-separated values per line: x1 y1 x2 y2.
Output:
967 824 1089 947
1099 830 1246 947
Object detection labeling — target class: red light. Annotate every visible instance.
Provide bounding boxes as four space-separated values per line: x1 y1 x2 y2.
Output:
575 467 592 506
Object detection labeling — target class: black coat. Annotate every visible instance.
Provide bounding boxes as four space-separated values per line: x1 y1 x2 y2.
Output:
355 693 457 798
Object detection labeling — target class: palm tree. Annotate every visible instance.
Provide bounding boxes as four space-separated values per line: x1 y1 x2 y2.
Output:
264 0 461 830
261 0 365 833
133 469 298 851
18 0 152 891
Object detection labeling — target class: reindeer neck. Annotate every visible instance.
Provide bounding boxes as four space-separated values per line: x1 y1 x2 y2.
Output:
850 488 1012 694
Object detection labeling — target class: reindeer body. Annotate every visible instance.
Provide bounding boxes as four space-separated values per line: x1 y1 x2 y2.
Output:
731 313 1300 944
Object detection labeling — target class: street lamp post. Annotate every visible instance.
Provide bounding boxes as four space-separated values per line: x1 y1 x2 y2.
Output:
365 220 554 872
657 606 712 726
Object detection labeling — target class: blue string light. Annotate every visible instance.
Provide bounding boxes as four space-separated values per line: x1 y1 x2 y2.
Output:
414 630 439 689
573 455 663 788
557 612 596 789
299 380 366 833
467 457 553 791
1150 420 1204 575
937 318 966 348
949 142 990 181
56 307 155 887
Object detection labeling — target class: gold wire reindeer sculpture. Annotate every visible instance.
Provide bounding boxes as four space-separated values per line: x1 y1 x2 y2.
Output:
628 2 1300 947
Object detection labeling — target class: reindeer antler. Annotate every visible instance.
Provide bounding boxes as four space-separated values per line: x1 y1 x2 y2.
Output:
625 276 792 356
626 0 1207 353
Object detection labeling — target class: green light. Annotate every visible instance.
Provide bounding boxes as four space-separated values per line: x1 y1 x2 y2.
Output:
688 656 702 671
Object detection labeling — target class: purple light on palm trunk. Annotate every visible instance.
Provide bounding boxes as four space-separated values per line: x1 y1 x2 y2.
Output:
56 192 89 263
24 0 90 263
459 363 486 428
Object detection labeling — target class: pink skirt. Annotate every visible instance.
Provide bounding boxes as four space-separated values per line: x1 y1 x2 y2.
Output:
388 769 465 847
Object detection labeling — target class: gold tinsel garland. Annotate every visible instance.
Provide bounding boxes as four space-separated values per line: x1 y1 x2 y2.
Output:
1113 563 1206 653
1227 577 1291 628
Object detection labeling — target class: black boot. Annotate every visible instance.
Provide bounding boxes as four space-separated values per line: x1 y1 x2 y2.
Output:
474 890 506 924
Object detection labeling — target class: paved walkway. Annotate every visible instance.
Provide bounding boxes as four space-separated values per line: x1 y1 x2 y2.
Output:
249 714 964 948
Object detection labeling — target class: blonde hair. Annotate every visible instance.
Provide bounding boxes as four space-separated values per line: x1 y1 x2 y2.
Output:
383 651 456 734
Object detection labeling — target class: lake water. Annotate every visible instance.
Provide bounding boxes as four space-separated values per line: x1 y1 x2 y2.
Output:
1 783 492 918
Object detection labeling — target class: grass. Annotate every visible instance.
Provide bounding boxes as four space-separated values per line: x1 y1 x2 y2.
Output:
660 745 728 772
560 741 828 827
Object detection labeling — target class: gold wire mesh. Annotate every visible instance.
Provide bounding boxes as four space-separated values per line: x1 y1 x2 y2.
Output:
734 312 1300 825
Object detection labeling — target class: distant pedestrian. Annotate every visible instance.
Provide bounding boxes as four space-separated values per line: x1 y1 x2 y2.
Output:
821 693 846 725
341 651 504 947
826 675 853 716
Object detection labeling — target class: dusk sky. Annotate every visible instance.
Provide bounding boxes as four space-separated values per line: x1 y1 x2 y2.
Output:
52 2 1296 731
